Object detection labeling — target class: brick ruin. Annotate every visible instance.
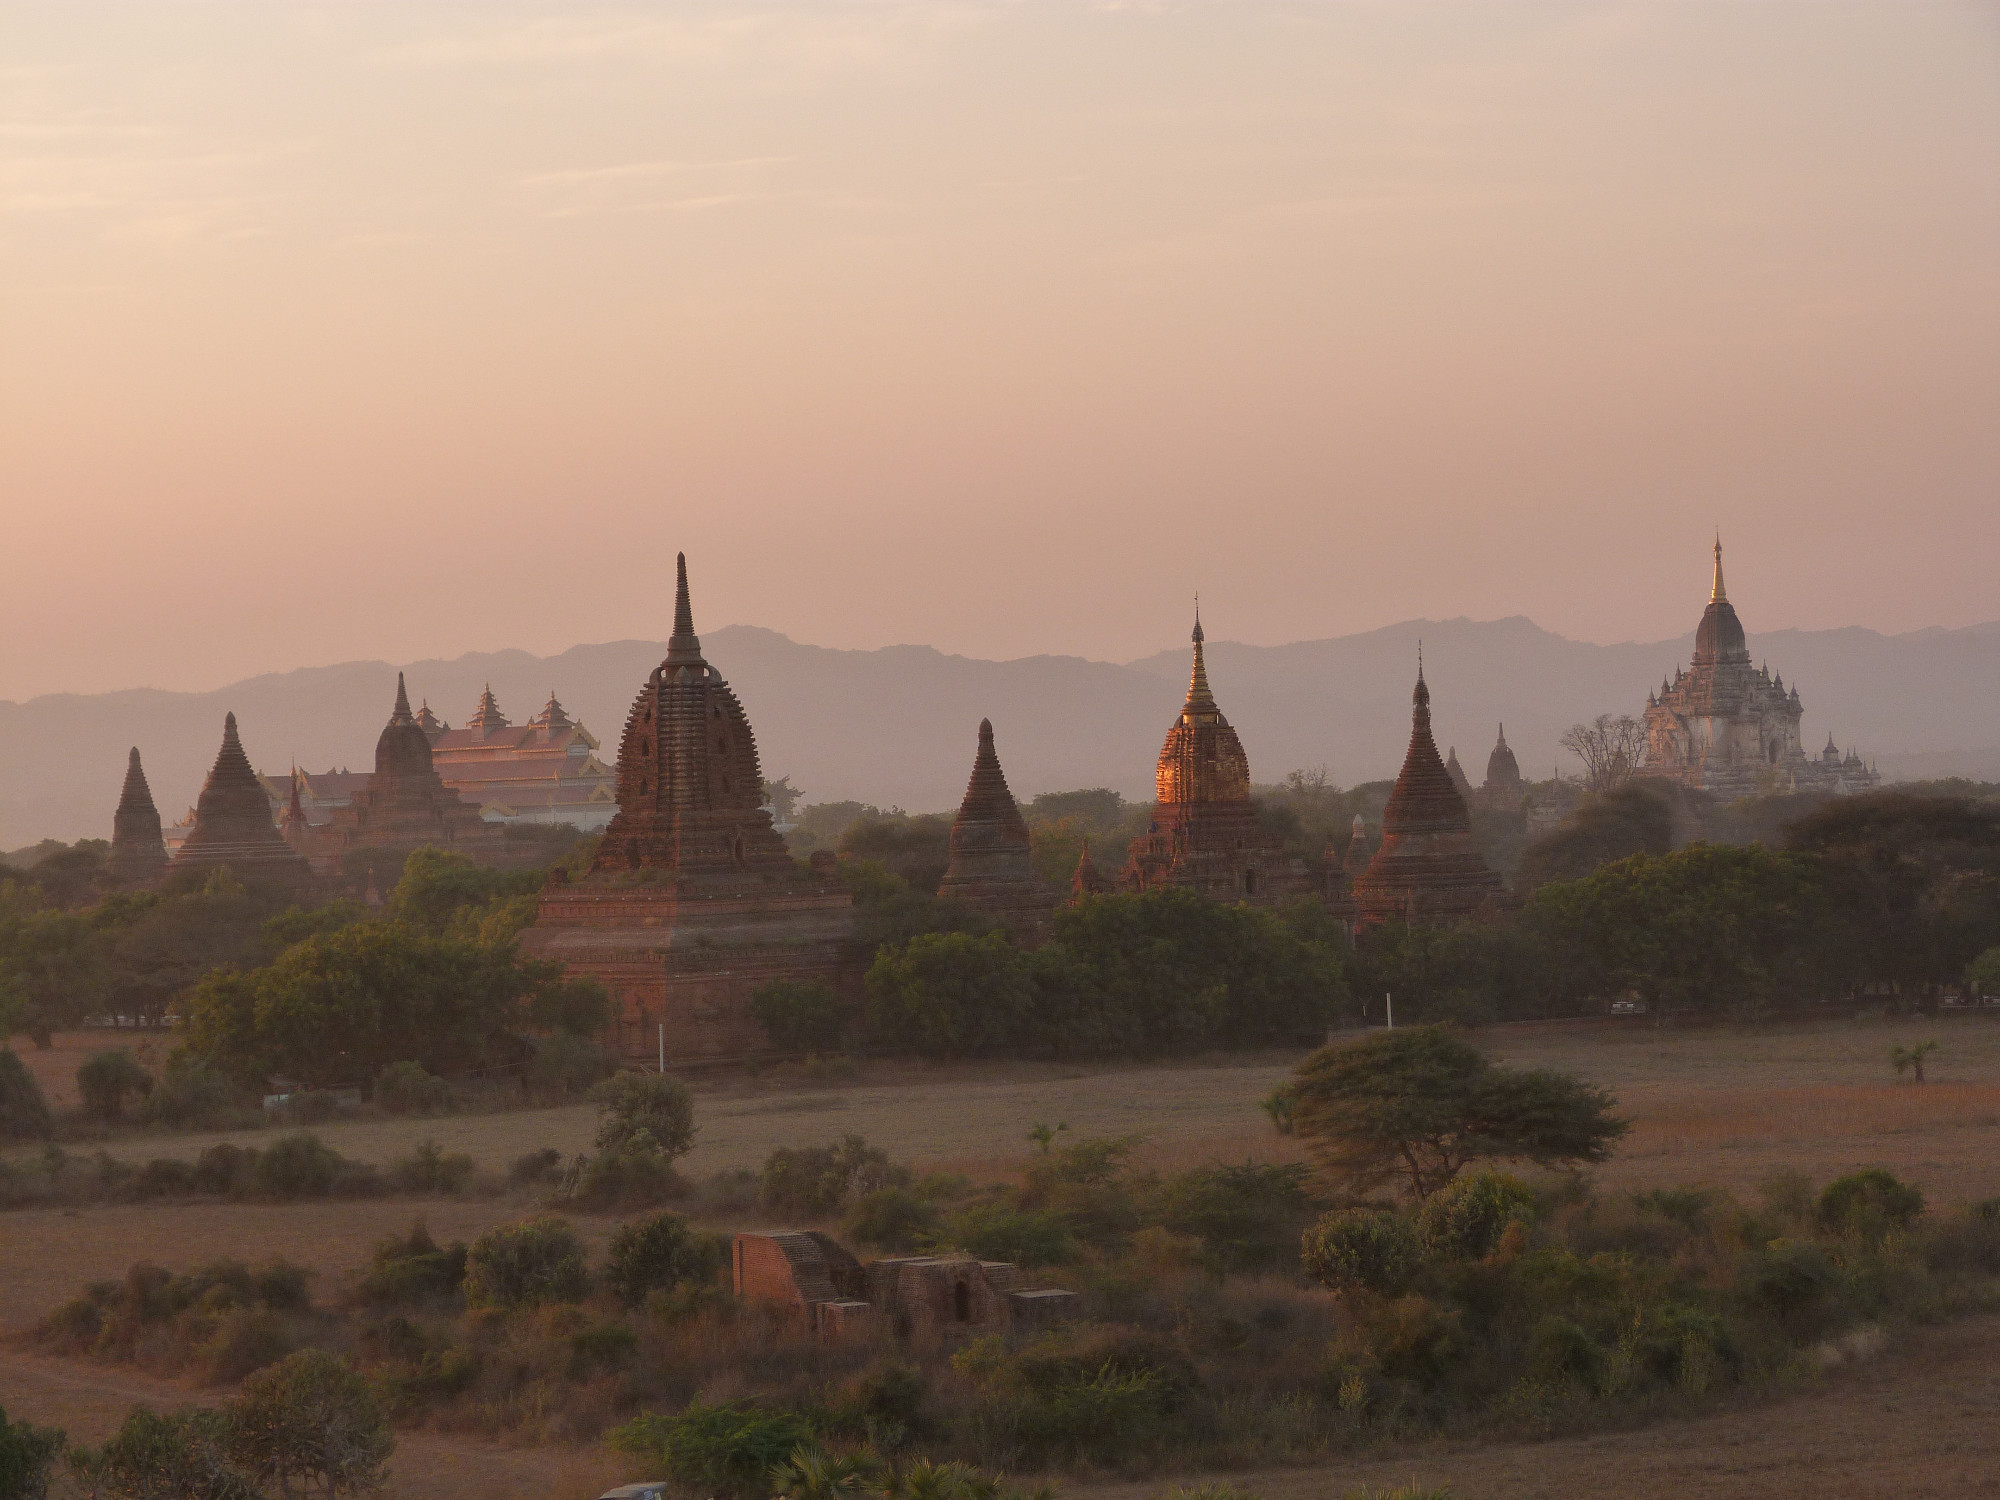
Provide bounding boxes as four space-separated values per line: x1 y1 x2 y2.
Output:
106 746 168 886
520 555 852 1063
935 718 1057 945
731 1230 1078 1342
171 713 315 893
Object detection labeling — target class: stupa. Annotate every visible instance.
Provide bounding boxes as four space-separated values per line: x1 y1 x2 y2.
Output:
936 719 1056 944
300 674 512 874
172 713 314 890
106 747 168 884
1352 662 1501 926
1481 725 1524 808
1069 840 1110 903
523 555 852 1061
1118 609 1309 904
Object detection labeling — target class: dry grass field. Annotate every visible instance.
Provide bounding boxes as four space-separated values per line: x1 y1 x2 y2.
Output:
5 1013 1999 1497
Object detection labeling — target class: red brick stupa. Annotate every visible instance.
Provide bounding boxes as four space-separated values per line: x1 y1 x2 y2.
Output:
1352 662 1501 926
936 719 1056 944
107 747 168 885
524 555 852 1061
172 713 313 890
1119 609 1309 905
300 674 511 874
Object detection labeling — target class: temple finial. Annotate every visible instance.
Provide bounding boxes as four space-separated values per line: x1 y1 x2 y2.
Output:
1191 593 1203 645
1711 532 1727 603
1185 606 1214 707
391 672 413 723
668 552 702 661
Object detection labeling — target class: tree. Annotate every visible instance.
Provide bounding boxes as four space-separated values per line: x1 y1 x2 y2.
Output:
1560 715 1646 793
604 1212 724 1307
71 1406 259 1500
864 932 1034 1057
464 1217 588 1309
0 887 111 1047
1290 1026 1626 1199
1969 945 2000 999
761 776 803 823
231 1349 393 1498
589 1072 696 1159
752 977 853 1054
1889 1039 1939 1084
0 1047 53 1141
1515 782 1677 892
77 1048 154 1122
0 1404 63 1500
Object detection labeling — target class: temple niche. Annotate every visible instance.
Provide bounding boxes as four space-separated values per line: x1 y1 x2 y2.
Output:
935 719 1057 945
522 555 852 1063
172 713 314 892
1639 539 1880 799
288 674 512 875
1352 665 1501 927
107 747 168 885
1119 611 1311 905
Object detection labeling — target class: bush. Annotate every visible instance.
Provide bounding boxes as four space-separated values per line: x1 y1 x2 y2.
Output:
752 977 853 1055
590 1072 697 1159
358 1222 467 1307
604 1212 725 1308
0 1048 53 1142
138 1055 244 1129
1302 1208 1423 1296
374 1060 452 1116
0 1403 64 1500
508 1146 564 1187
1416 1171 1536 1259
864 931 1035 1057
464 1217 587 1309
564 1131 686 1211
252 1132 369 1201
388 1139 475 1195
761 1135 908 1220
1158 1162 1316 1273
1818 1169 1925 1239
528 1031 616 1100
76 1048 153 1122
612 1401 818 1500
935 1202 1076 1267
846 1187 943 1252
233 1349 393 1498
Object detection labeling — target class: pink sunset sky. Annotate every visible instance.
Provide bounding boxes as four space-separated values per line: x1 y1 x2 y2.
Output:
2 3 1996 703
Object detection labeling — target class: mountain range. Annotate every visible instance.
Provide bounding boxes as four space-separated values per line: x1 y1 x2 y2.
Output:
5 616 1999 850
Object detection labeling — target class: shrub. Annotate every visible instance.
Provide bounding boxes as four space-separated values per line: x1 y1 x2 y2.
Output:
1524 1315 1605 1390
846 1187 942 1252
76 1048 153 1122
1818 1169 1925 1239
0 1048 53 1142
604 1212 725 1307
70 1407 256 1500
252 1132 363 1201
232 1349 393 1498
464 1217 587 1309
508 1146 564 1187
612 1401 818 1499
1416 1171 1536 1260
358 1222 468 1306
197 1307 295 1383
388 1139 475 1195
1745 1240 1842 1330
564 1131 686 1211
752 977 853 1054
935 1202 1076 1267
0 1403 64 1500
1260 1083 1298 1135
373 1060 452 1116
1158 1162 1316 1273
761 1135 908 1219
590 1072 697 1159
138 1056 244 1129
528 1031 616 1100
1302 1208 1422 1296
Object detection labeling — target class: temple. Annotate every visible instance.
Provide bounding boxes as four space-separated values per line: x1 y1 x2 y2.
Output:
171 713 314 890
936 719 1057 944
425 687 618 829
284 675 512 874
523 555 852 1062
1639 540 1879 798
1352 663 1501 926
1119 610 1310 904
1480 725 1524 808
106 747 168 885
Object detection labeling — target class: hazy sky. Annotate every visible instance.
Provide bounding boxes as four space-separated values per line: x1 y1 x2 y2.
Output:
4 3 1996 703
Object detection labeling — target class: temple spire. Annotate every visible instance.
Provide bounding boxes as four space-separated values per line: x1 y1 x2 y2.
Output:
667 551 703 663
1185 603 1214 711
1711 533 1727 603
390 672 414 725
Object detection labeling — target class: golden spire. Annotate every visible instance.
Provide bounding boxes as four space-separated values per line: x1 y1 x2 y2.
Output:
1711 532 1727 604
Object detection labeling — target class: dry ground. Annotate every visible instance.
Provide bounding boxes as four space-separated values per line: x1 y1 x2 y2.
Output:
5 1014 2000 1497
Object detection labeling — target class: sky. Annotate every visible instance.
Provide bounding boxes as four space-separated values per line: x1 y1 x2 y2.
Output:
3 2 1996 704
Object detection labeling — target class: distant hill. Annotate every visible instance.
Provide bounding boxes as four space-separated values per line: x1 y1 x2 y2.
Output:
4 617 1998 849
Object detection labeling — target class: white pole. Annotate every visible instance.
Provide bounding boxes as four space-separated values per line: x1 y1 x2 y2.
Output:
1386 992 1393 1030
658 1022 665 1074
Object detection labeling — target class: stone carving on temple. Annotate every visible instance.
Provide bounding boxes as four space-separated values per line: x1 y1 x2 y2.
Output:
106 747 168 885
1352 663 1501 927
936 718 1057 945
171 712 314 891
522 554 853 1062
1638 539 1879 798
1118 609 1310 905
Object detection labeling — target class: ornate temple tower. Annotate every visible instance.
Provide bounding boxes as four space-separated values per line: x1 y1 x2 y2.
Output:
301 674 511 873
1481 725 1524 808
1639 539 1878 797
1352 664 1501 926
172 713 314 890
1118 610 1309 905
936 719 1056 944
524 555 852 1061
107 747 168 885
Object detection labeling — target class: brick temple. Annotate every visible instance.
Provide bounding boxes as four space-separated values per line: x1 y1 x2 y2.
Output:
1119 610 1310 904
1352 663 1501 926
171 713 315 892
935 718 1056 944
106 747 168 885
522 554 852 1062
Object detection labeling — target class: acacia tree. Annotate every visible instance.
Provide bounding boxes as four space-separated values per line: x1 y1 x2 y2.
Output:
1290 1026 1626 1199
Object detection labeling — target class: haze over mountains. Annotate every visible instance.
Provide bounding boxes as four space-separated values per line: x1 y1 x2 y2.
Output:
6 616 1999 851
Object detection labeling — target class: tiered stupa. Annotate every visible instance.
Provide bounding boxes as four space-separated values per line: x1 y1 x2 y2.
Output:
106 747 168 884
524 555 852 1061
299 674 511 874
1352 664 1501 926
936 719 1056 944
172 713 313 889
1118 610 1309 904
